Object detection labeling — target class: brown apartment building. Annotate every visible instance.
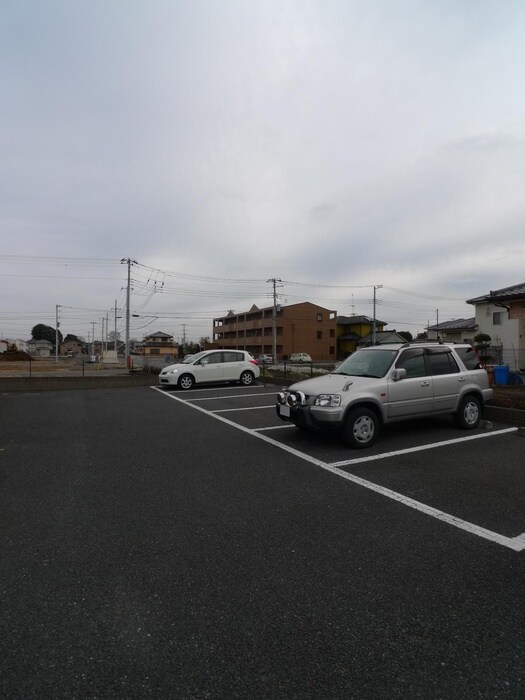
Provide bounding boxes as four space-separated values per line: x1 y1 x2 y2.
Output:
213 301 337 361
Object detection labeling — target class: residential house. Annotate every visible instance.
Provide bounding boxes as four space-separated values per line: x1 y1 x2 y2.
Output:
26 339 53 357
136 331 179 360
426 318 477 343
213 302 337 361
337 315 387 358
60 338 83 356
467 282 525 370
356 329 409 348
0 340 8 353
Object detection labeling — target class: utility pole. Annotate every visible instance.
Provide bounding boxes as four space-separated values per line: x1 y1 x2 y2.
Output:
372 284 383 345
181 324 187 352
121 258 135 366
55 304 61 363
267 278 281 360
114 300 118 351
91 321 95 357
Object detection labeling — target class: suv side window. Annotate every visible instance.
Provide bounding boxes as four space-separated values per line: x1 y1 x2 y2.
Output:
395 349 427 378
427 348 459 375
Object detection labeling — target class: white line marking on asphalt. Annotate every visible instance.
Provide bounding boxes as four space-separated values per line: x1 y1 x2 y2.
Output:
212 405 275 413
255 424 297 431
151 386 524 552
188 392 277 401
158 384 264 394
329 428 518 467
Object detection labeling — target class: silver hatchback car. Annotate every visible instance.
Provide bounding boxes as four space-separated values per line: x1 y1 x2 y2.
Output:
276 343 493 448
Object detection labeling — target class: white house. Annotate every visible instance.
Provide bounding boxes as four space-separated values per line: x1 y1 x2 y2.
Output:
426 318 478 343
467 282 525 370
26 339 53 357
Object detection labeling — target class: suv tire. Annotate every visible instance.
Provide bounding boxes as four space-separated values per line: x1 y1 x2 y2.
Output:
454 394 481 429
342 407 379 449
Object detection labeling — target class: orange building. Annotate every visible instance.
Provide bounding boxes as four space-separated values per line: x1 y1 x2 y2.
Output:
213 302 337 361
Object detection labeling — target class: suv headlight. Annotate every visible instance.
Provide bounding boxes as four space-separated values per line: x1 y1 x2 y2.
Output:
314 394 341 407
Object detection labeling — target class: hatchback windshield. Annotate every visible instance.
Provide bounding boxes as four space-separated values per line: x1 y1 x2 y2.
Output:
333 349 397 378
183 351 207 364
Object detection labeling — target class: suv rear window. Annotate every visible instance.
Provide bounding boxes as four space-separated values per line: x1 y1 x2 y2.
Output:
454 346 483 370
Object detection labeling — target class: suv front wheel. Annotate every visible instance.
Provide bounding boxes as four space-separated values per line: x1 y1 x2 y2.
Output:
342 407 380 449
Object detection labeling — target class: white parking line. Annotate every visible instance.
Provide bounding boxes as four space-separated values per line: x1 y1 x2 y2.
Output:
188 392 277 401
158 384 264 394
255 424 297 431
151 386 524 552
329 428 518 467
212 405 275 413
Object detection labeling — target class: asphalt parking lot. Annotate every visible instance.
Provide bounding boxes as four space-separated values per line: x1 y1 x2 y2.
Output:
1 383 524 699
154 383 525 552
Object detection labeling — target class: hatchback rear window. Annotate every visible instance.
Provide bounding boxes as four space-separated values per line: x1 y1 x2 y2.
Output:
454 346 484 370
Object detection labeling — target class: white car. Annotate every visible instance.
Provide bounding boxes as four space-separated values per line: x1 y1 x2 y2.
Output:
289 352 312 364
159 349 260 390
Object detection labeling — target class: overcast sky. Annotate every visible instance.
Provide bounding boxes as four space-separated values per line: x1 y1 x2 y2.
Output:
2 0 525 343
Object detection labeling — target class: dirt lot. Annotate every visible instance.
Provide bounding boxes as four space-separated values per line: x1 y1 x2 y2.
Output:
490 384 525 410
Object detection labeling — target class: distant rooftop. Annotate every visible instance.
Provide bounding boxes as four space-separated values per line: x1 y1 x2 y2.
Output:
337 315 387 326
426 318 477 332
467 282 525 304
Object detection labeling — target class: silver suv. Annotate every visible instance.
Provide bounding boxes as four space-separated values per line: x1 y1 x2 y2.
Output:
276 343 493 449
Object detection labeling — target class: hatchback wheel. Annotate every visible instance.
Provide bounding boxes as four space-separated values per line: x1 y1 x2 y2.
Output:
178 373 194 390
455 395 481 429
342 407 379 449
240 370 255 386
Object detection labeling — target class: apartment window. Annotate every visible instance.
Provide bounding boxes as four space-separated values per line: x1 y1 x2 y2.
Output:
329 329 335 338
317 331 323 339
329 346 335 354
493 311 504 325
317 313 323 321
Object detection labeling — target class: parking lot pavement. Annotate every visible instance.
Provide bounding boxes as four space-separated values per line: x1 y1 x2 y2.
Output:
2 386 524 699
154 383 525 552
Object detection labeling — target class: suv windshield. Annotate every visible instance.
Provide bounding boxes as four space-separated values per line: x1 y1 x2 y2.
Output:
333 349 398 378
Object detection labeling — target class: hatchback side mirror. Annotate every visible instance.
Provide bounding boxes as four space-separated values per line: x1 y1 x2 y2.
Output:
392 368 407 381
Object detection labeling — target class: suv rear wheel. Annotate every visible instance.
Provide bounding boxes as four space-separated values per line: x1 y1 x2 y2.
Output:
454 394 481 429
342 407 379 449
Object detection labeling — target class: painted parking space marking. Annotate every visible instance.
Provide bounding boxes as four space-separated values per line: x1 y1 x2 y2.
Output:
212 405 276 413
329 428 518 467
255 424 297 431
151 386 524 552
187 391 278 402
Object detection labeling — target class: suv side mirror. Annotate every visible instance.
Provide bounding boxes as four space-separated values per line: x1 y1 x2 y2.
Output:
392 368 407 382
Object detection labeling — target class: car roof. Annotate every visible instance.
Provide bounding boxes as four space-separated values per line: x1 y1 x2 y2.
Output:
359 342 472 351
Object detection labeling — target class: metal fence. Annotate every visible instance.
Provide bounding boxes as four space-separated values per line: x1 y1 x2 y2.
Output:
478 346 525 373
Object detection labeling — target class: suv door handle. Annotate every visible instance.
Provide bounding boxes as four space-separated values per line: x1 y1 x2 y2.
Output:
458 376 465 382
